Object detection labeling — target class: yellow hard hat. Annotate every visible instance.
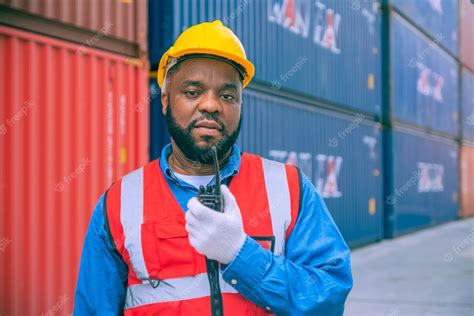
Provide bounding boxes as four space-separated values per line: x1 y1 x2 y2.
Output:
157 20 255 88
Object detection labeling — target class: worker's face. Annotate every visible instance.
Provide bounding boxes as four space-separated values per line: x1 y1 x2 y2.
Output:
161 58 243 164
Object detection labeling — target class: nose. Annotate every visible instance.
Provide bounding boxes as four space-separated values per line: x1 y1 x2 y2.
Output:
197 91 222 114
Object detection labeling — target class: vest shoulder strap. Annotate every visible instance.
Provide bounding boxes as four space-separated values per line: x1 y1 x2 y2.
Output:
240 153 302 240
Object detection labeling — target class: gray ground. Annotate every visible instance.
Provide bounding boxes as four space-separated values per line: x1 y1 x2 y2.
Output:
345 217 474 316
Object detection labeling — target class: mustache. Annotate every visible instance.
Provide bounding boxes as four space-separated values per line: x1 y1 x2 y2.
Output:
189 114 225 131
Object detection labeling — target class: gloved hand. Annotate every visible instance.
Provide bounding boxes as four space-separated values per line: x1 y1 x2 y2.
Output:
185 185 247 264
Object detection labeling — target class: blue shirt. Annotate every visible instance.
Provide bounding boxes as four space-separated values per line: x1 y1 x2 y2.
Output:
74 144 353 315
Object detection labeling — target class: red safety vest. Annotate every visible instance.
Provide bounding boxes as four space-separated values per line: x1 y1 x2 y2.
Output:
105 153 301 315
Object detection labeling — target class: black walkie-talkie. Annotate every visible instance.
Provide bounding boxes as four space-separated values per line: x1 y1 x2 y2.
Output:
197 146 224 316
197 146 224 213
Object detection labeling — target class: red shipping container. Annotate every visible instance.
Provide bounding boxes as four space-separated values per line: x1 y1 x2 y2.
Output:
0 0 147 53
0 25 149 315
460 0 474 72
460 144 474 218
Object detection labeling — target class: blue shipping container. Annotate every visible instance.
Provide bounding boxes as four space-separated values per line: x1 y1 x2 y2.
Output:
148 0 382 117
149 78 171 160
462 67 474 142
390 13 459 137
390 0 458 56
238 89 383 247
384 127 459 237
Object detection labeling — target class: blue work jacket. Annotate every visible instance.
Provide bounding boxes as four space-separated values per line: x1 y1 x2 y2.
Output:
74 143 352 315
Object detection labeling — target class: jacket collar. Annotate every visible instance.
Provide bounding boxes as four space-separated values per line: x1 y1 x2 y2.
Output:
159 143 241 188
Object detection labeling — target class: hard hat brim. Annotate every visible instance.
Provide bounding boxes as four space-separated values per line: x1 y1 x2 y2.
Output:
158 48 255 88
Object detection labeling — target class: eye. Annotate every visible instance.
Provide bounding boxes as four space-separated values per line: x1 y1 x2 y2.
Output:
222 94 235 101
184 90 200 98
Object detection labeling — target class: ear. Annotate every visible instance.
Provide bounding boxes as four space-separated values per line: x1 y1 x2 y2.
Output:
161 91 168 115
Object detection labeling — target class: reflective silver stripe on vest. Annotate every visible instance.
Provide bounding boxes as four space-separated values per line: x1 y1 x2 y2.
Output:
261 158 292 256
121 167 149 280
124 272 238 309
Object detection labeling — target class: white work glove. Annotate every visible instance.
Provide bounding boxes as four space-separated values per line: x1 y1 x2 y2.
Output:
185 185 247 264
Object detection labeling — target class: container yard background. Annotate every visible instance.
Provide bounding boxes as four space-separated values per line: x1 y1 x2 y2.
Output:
0 0 473 315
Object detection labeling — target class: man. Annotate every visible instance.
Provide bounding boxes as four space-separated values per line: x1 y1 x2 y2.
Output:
74 20 352 315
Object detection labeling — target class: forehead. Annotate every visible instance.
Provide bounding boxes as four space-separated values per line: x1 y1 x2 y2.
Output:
171 58 242 86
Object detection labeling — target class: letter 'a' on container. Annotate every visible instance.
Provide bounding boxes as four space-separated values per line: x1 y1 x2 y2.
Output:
0 26 149 315
148 0 382 117
390 0 458 57
459 0 474 72
461 67 474 141
460 143 474 218
383 128 459 238
390 12 459 137
238 90 384 247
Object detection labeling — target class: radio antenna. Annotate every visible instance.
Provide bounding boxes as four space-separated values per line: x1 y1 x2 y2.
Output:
211 146 221 194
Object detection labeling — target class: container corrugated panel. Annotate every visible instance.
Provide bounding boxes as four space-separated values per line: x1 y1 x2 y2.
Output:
460 143 474 218
384 128 459 237
149 78 170 160
149 0 382 117
459 0 474 72
0 26 149 315
390 12 459 137
237 89 383 247
462 67 474 141
0 0 147 51
390 0 458 56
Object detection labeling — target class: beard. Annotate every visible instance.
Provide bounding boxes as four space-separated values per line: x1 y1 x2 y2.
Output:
165 99 242 165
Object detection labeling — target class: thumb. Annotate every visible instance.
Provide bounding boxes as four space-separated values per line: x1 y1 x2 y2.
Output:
220 185 238 211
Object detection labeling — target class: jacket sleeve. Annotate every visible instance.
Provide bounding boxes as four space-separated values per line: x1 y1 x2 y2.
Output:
221 172 353 316
73 193 129 315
